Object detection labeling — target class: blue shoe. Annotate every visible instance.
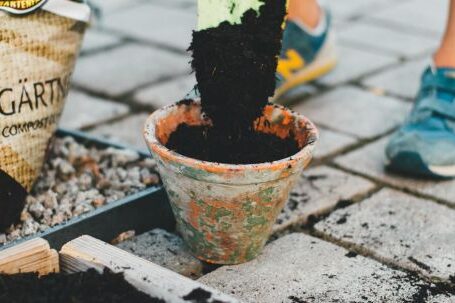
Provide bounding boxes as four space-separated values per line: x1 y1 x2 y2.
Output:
386 66 455 178
274 9 337 102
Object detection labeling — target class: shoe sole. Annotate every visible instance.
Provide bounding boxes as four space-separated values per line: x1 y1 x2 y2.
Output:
428 165 455 178
386 151 455 179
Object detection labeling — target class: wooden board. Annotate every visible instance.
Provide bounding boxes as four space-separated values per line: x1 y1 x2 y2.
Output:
60 235 240 303
0 238 59 276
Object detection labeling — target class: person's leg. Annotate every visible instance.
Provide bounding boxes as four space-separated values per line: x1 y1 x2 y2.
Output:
385 0 455 178
434 0 455 68
287 0 322 29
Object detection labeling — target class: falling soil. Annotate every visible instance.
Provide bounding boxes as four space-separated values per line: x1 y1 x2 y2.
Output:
190 0 286 130
166 124 299 164
172 0 292 164
0 269 166 303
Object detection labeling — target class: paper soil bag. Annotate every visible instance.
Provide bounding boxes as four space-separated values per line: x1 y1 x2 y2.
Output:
0 0 91 230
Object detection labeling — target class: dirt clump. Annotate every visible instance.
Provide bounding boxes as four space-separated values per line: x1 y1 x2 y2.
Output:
167 0 294 164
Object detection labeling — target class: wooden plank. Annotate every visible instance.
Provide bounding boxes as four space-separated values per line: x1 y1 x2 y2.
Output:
60 235 241 303
0 238 59 276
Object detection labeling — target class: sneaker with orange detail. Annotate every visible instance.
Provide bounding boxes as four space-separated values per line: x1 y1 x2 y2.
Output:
274 9 337 102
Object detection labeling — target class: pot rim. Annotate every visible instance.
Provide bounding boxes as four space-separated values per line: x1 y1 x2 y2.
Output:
143 100 319 173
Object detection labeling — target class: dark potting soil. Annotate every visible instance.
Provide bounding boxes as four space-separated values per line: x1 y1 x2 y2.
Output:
166 124 299 164
0 269 166 303
184 0 289 164
0 170 27 232
190 0 287 130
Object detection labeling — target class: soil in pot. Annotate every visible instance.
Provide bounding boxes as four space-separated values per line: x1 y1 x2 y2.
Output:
0 268 166 303
167 0 293 164
166 122 299 164
0 136 160 246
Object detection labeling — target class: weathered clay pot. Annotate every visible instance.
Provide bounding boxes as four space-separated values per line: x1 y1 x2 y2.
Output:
144 100 318 264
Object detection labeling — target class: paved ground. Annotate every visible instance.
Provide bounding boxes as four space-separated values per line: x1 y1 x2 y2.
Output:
64 0 455 301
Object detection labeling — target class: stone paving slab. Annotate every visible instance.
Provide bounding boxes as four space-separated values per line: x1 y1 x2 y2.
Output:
362 58 429 99
339 21 439 58
316 44 398 86
81 30 122 54
321 0 394 21
368 0 449 36
313 127 358 160
150 0 196 9
134 74 196 108
61 90 129 129
334 136 455 206
293 86 412 139
116 229 204 279
274 166 376 233
89 113 151 151
89 0 142 14
315 189 455 283
103 4 196 50
199 233 453 303
73 44 191 96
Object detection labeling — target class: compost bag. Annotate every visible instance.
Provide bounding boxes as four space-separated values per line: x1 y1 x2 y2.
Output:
0 0 90 230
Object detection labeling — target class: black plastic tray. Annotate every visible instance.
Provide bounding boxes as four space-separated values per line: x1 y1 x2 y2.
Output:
1 129 175 251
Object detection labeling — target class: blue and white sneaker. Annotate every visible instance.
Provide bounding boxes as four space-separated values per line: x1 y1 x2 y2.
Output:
274 9 337 101
386 66 455 178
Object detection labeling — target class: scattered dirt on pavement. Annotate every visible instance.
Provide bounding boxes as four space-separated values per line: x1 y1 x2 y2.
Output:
116 229 204 279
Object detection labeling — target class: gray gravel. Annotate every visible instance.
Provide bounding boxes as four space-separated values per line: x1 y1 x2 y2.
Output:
1 136 160 245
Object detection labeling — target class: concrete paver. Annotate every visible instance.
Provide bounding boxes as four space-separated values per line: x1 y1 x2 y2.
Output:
116 229 204 279
293 86 412 139
313 127 358 159
89 113 151 151
315 189 455 283
103 4 196 50
275 166 375 233
200 233 453 303
369 0 449 36
362 58 429 99
322 0 394 21
339 21 439 58
61 90 129 129
81 30 122 54
88 0 141 14
316 44 398 86
73 44 191 96
334 136 455 206
134 74 196 108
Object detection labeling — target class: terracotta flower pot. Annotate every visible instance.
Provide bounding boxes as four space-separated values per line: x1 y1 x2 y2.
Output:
144 100 318 264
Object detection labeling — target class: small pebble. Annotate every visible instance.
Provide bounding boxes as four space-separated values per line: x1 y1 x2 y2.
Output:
2 136 160 246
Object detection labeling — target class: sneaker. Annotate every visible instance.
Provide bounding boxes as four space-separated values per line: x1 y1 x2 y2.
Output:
274 9 337 102
385 66 455 178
